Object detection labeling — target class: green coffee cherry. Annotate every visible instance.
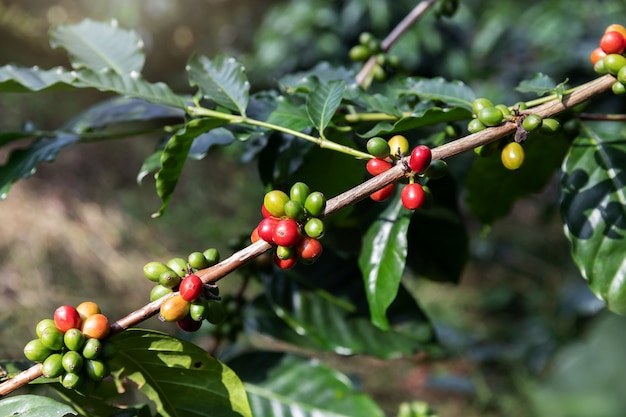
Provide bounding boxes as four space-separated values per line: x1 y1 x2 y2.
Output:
304 192 326 217
206 300 227 325
189 299 208 322
159 270 181 289
63 328 85 351
594 58 608 75
495 104 511 118
424 159 448 179
150 284 173 302
289 182 311 205
84 359 108 382
61 372 83 390
82 338 103 360
522 114 543 132
604 53 626 75
62 350 84 373
42 353 64 378
39 326 64 351
143 262 174 283
467 118 486 133
264 190 290 217
471 98 494 115
188 252 209 270
618 65 626 85
284 200 306 221
366 137 391 158
166 257 189 278
276 245 296 260
612 81 626 95
24 339 52 363
349 45 370 61
477 107 504 127
304 218 325 239
202 248 220 266
540 118 561 135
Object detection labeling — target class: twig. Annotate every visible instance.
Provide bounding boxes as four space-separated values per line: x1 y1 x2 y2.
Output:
0 73 616 397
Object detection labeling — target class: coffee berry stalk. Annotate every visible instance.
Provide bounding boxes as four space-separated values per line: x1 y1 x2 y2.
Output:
23 301 116 396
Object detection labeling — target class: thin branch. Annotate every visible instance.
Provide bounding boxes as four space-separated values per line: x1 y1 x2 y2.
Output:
0 73 616 397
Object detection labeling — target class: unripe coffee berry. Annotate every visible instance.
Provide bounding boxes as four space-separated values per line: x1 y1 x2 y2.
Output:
289 182 311 205
39 326 64 351
143 262 173 283
42 353 64 378
24 339 52 362
522 114 543 132
501 142 525 170
284 200 306 221
387 135 409 157
84 359 108 382
150 284 173 302
366 137 390 158
81 313 110 340
467 118 486 133
604 54 626 75
263 190 290 218
477 107 504 127
188 252 209 270
82 338 103 360
62 350 84 373
472 98 494 115
159 270 181 289
166 257 189 278
202 248 220 266
63 328 85 351
304 192 326 217
160 294 190 322
304 217 325 239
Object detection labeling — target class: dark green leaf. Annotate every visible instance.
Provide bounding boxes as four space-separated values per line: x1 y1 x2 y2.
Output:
0 395 78 416
188 127 236 159
228 352 385 417
306 80 345 134
465 131 569 224
109 328 252 417
359 106 471 137
265 96 314 132
358 195 411 330
0 65 76 92
152 117 226 217
50 18 145 74
246 250 436 359
187 54 250 115
561 122 626 314
401 77 475 111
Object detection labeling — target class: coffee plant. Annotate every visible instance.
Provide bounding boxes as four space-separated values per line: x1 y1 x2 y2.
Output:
1 1 626 416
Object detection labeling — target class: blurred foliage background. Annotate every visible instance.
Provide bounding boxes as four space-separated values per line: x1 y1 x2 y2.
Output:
1 0 626 416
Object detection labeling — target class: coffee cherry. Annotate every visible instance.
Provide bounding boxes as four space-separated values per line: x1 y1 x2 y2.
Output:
40 326 64 351
522 114 543 132
159 270 181 289
349 44 370 61
304 217 324 239
495 104 511 119
590 47 607 66
261 204 272 218
600 31 626 55
366 158 392 176
150 284 173 302
284 200 306 221
205 299 227 325
501 142 525 170
604 53 626 75
179 274 203 302
62 350 84 373
540 118 561 135
54 305 81 333
304 192 326 217
177 314 203 332
264 190 290 218
61 372 83 390
606 24 626 38
273 219 301 247
273 252 298 270
189 299 208 322
82 338 103 360
401 184 426 210
296 237 323 263
42 353 64 378
387 135 409 157
477 107 504 127
472 98 494 115
370 183 395 202
63 328 85 351
166 257 189 278
24 339 52 362
467 118 486 133
188 252 209 270
202 248 220 266
618 65 626 85
408 145 432 173
257 217 278 243
36 319 56 339
81 314 110 339
594 58 608 75
143 262 173 283
276 245 296 260
289 182 311 205
612 81 626 95
76 302 100 322
160 294 190 322
84 359 108 382
366 137 390 158
424 159 448 179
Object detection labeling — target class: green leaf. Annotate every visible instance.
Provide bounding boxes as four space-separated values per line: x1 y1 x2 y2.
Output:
228 352 385 417
0 395 78 416
187 54 250 115
109 328 252 417
359 106 471 137
561 122 626 314
137 151 162 185
75 69 187 109
306 80 345 134
401 77 475 111
358 194 411 330
465 131 570 224
247 250 435 359
50 18 145 74
152 117 226 217
0 65 76 92
265 96 314 132
515 73 569 100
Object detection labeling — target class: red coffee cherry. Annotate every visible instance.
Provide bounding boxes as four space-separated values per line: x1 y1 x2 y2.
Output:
179 274 203 302
589 47 607 65
273 252 298 270
401 183 426 210
600 31 626 55
54 305 82 333
408 145 432 173
257 217 278 243
296 236 323 263
272 218 301 247
177 314 202 332
370 183 395 202
366 158 392 176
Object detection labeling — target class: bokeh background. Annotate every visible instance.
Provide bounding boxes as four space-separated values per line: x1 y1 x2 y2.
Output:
1 1 626 416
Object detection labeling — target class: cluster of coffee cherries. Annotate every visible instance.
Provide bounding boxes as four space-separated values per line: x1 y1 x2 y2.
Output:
143 249 225 332
23 302 116 395
349 32 399 82
251 183 325 270
589 23 626 94
365 134 438 210
468 98 560 170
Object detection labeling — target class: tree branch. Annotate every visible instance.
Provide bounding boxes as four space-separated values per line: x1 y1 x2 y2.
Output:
0 73 615 397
